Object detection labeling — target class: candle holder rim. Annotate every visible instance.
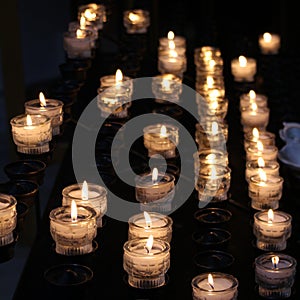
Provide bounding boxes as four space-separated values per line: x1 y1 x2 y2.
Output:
62 182 107 199
254 210 292 223
249 174 283 184
197 164 231 177
192 227 231 246
10 113 51 126
255 252 297 271
4 159 47 175
0 193 17 211
194 207 232 224
135 171 175 186
246 159 279 168
128 211 173 228
123 8 150 16
143 123 179 133
64 28 93 38
241 105 270 113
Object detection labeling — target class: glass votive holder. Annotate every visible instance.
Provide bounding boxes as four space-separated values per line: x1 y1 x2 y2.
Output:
248 173 284 210
63 29 93 59
240 91 268 111
143 123 179 159
194 208 232 226
128 212 173 243
246 144 278 162
195 75 225 96
49 204 97 256
10 114 52 154
195 164 231 204
241 105 270 133
194 149 229 170
255 253 297 299
159 31 186 50
191 272 238 300
194 46 222 64
158 54 187 79
24 97 64 136
123 237 170 289
0 193 17 246
253 209 292 251
62 182 107 228
78 3 106 30
135 169 175 213
258 32 281 55
123 9 150 34
245 159 279 183
231 55 257 82
152 73 182 104
97 85 130 118
195 121 228 151
68 21 98 48
244 129 276 150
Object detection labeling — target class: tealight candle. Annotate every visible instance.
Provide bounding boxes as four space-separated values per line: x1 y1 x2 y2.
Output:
244 128 275 150
253 209 292 251
123 235 170 289
24 92 64 136
143 123 179 158
191 272 239 300
240 90 268 111
135 167 175 212
78 3 106 30
241 102 270 133
128 211 173 243
62 180 107 228
249 169 284 210
245 157 279 183
159 31 186 50
10 114 52 154
123 9 150 34
246 141 278 162
195 164 231 204
49 200 97 255
255 253 297 299
194 149 229 169
63 28 93 59
0 193 17 246
196 76 226 99
231 55 257 82
258 32 281 55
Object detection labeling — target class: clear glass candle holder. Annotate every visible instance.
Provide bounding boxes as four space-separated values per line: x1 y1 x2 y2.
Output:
24 98 64 136
253 210 292 251
195 164 231 204
63 29 93 59
231 56 257 82
255 253 297 299
249 174 284 210
152 74 182 103
244 130 275 150
0 193 17 246
123 9 150 34
78 3 106 30
245 159 279 183
158 53 187 79
135 171 175 213
97 85 130 118
240 92 268 111
191 272 238 300
194 149 229 172
195 75 225 96
143 123 179 159
10 114 52 154
196 95 228 120
246 144 278 162
68 21 98 48
123 237 170 289
128 212 173 243
258 32 281 55
159 34 186 50
49 205 97 256
194 46 222 64
241 106 270 133
62 182 107 228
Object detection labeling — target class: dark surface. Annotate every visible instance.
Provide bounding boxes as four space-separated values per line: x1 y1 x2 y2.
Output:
11 1 300 300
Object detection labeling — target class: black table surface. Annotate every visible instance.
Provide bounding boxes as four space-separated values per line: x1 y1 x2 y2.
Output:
11 3 300 300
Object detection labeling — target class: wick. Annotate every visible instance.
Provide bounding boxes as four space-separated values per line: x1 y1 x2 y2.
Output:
144 246 150 254
208 282 214 291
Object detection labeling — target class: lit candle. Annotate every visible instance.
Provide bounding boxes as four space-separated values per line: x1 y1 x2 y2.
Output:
49 200 97 255
135 167 176 212
192 272 239 300
259 32 281 55
255 253 297 299
159 30 186 51
0 193 17 246
240 90 268 111
78 3 106 30
143 123 179 158
24 92 64 136
62 181 107 228
249 169 284 210
123 9 150 34
241 102 270 133
253 209 292 251
10 114 52 154
194 149 229 169
123 235 171 289
246 140 278 162
244 127 275 150
231 55 257 82
128 211 173 242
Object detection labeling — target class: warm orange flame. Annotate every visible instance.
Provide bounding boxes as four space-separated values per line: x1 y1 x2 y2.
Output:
208 273 214 290
251 102 258 112
268 209 274 223
162 78 171 91
209 59 216 68
145 235 154 254
252 128 259 140
26 115 33 126
80 16 86 29
258 157 265 168
144 211 152 228
71 200 77 222
239 55 247 67
84 9 96 21
271 256 279 269
167 31 175 40
152 167 158 183
257 140 264 152
160 125 167 137
211 122 219 135
39 92 46 107
211 165 217 180
81 180 89 200
249 90 256 100
258 168 267 182
169 49 178 58
207 76 214 87
128 12 139 23
115 69 123 84
263 32 272 43
76 29 85 39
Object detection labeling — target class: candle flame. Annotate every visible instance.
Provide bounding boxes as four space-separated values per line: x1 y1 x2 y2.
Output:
160 125 167 137
210 165 217 180
257 140 264 152
249 90 256 100
263 32 272 43
211 121 218 135
210 100 218 110
84 9 96 21
144 211 152 228
81 180 89 200
258 157 265 168
252 128 259 140
206 153 216 161
145 234 154 254
272 256 279 269
128 12 139 23
167 31 175 40
168 40 176 50
152 167 158 183
268 209 274 223
162 78 171 91
207 76 214 88
209 59 216 68
76 29 85 39
39 92 46 107
115 69 123 84
80 15 86 29
26 115 33 126
239 55 247 67
251 102 258 112
204 51 213 60
169 49 178 58
258 168 267 182
207 273 214 291
209 89 221 100
71 200 77 222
